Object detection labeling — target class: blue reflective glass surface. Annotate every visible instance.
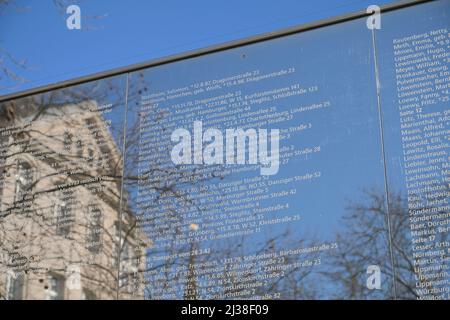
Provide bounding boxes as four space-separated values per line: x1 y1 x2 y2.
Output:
0 0 449 300
377 0 450 300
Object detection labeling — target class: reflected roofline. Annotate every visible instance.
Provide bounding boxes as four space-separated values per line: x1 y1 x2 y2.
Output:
0 0 435 103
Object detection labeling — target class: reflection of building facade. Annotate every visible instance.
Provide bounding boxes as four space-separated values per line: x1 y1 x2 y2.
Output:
0 99 148 300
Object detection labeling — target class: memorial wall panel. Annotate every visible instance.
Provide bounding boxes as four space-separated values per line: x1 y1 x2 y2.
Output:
0 0 448 300
377 0 450 300
123 16 393 299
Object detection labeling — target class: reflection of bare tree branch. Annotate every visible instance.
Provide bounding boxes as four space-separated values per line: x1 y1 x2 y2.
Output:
0 80 140 300
325 188 449 300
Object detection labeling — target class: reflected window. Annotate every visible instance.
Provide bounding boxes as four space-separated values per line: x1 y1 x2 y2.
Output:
118 243 131 289
118 272 131 290
112 222 136 265
112 221 122 267
54 189 75 236
118 241 139 292
15 161 33 199
87 147 95 167
63 130 73 152
86 204 103 253
122 242 131 261
96 155 105 170
46 274 65 300
82 288 97 300
6 272 24 300
76 139 84 158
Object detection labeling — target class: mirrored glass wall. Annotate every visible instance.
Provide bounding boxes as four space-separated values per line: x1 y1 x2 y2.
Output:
0 0 448 300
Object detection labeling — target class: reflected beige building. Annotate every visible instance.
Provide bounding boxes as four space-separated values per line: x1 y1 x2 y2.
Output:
0 99 149 300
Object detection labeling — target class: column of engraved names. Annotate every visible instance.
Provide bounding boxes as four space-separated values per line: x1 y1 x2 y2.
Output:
393 28 450 299
136 67 336 299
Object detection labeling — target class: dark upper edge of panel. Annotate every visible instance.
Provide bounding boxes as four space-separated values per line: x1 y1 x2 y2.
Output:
0 0 436 103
